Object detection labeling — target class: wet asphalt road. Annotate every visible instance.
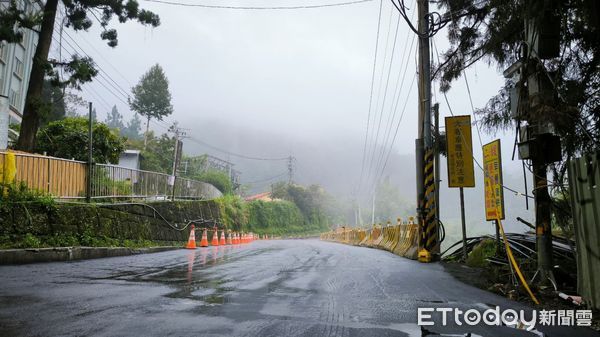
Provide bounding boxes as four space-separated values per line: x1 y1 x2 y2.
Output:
0 239 598 337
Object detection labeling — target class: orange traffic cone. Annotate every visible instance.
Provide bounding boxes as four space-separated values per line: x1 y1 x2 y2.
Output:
219 230 226 245
235 233 240 244
242 233 247 244
211 229 220 246
186 225 197 249
226 232 233 245
200 229 209 247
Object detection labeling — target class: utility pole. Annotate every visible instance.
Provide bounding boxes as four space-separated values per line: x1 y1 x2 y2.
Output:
170 124 184 200
433 103 440 224
357 204 362 227
416 0 437 261
522 1 560 286
287 155 294 185
371 193 375 225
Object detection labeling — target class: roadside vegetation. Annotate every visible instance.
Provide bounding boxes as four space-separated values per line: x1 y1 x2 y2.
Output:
214 183 336 237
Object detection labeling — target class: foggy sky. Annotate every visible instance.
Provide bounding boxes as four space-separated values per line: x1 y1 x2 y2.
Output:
51 0 534 236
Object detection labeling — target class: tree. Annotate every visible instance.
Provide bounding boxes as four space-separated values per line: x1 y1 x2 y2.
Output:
125 131 174 173
435 0 600 283
35 117 125 164
271 182 339 228
91 107 97 123
195 170 233 195
435 0 599 168
105 105 124 130
7 0 160 151
129 64 174 148
122 113 142 140
180 154 208 177
40 80 67 126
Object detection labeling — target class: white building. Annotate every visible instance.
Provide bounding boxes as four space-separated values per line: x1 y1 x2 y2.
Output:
118 149 142 171
0 0 40 149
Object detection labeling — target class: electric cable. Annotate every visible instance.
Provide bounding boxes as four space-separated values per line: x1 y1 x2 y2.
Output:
141 0 374 9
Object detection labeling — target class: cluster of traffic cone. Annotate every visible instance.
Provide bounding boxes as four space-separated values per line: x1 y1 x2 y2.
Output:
185 226 257 249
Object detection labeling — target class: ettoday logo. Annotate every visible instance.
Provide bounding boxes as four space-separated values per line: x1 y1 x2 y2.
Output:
417 307 593 331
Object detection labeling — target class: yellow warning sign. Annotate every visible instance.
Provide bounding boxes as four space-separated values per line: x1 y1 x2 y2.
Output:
445 116 475 188
483 139 505 221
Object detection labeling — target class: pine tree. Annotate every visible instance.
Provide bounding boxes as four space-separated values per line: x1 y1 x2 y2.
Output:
105 105 124 130
4 0 160 151
122 113 142 140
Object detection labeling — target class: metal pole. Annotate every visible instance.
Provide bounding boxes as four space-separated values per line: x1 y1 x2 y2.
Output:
459 187 467 260
416 0 432 255
495 219 501 250
371 193 375 225
420 0 432 149
171 138 179 201
434 103 440 231
86 102 93 202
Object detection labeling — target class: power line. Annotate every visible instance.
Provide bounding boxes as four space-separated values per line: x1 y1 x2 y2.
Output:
187 136 289 161
372 72 416 187
53 7 133 102
50 33 121 109
366 11 401 190
242 172 288 185
364 3 396 194
140 0 374 9
57 29 132 102
356 0 384 197
431 37 533 199
84 9 135 88
369 0 416 189
51 29 131 110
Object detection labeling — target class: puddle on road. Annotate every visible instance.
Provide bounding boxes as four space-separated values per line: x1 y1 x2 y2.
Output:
105 247 278 309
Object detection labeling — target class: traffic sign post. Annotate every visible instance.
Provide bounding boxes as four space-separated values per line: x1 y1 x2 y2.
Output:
445 115 475 260
483 139 505 248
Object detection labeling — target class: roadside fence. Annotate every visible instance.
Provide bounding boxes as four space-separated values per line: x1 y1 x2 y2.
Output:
0 151 222 201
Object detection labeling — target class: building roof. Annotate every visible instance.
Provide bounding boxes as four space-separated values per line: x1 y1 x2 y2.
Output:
244 192 272 202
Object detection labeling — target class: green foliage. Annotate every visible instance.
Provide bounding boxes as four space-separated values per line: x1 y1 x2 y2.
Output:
91 168 133 197
195 170 233 195
437 0 600 190
212 193 329 236
214 195 248 230
180 155 208 178
129 64 174 123
246 200 314 235
40 80 67 126
271 182 337 229
127 131 175 173
0 182 55 210
36 117 125 164
466 239 497 268
21 233 42 248
0 233 171 249
0 1 43 43
45 233 80 247
13 0 161 151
